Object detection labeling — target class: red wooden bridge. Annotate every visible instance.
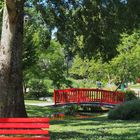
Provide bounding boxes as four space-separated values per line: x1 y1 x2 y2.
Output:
54 88 125 108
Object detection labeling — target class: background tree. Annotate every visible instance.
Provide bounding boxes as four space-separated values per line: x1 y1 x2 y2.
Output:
110 29 140 83
30 0 140 62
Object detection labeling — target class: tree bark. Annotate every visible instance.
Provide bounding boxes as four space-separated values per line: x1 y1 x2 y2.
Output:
0 0 27 117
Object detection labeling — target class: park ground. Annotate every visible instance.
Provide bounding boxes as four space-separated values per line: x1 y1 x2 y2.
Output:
26 105 140 140
25 84 140 139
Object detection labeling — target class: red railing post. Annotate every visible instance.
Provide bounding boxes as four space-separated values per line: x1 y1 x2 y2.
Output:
77 88 79 104
124 92 125 102
54 89 57 105
100 90 103 106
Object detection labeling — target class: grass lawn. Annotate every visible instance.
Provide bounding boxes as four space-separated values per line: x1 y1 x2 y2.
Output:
50 115 140 140
25 99 53 104
129 84 140 89
26 105 64 117
25 100 47 104
26 105 140 140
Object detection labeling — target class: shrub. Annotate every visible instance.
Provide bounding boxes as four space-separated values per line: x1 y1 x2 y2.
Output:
25 79 49 99
64 105 79 115
24 91 49 100
108 99 140 120
125 90 137 101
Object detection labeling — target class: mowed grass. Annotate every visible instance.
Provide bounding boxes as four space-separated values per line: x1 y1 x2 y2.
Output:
26 105 63 117
25 99 52 104
50 116 140 140
25 100 47 104
26 105 140 140
129 84 140 89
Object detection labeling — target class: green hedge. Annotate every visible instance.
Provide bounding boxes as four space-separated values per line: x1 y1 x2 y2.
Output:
108 99 140 120
125 90 137 101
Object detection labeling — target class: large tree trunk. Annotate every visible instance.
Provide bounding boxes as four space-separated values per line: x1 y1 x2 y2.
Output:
0 0 27 117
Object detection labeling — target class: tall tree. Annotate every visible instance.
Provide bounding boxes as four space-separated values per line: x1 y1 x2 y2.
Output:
0 0 27 117
30 0 119 61
31 0 140 61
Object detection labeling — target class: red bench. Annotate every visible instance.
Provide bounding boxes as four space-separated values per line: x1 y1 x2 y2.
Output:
0 118 50 140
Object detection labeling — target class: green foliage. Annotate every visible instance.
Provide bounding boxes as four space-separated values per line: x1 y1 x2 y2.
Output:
70 55 109 84
50 29 140 89
25 79 49 99
88 59 109 82
23 4 67 92
110 29 140 82
108 99 140 120
0 1 3 13
77 79 96 88
125 90 138 101
0 0 3 34
23 25 38 70
38 40 66 89
29 0 140 61
70 55 89 79
23 39 66 94
64 105 79 115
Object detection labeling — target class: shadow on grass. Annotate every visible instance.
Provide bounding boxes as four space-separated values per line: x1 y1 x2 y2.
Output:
50 131 89 140
50 120 140 140
26 106 50 117
50 117 104 126
50 129 140 140
26 105 65 117
50 115 111 126
50 116 140 140
51 117 140 128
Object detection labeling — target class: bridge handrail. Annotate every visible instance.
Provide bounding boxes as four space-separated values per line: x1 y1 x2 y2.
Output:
54 88 125 105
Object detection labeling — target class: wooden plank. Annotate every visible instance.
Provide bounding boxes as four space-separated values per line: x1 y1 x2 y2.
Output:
0 130 49 135
0 123 49 128
0 118 50 123
0 137 50 140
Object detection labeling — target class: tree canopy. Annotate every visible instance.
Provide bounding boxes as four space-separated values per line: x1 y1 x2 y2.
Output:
26 0 140 61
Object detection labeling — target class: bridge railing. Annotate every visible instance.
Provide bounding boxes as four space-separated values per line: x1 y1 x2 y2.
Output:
54 88 125 105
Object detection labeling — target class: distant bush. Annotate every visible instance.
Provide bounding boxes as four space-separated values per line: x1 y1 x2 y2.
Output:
24 91 51 100
24 92 35 100
108 99 140 120
125 90 137 101
24 79 49 99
